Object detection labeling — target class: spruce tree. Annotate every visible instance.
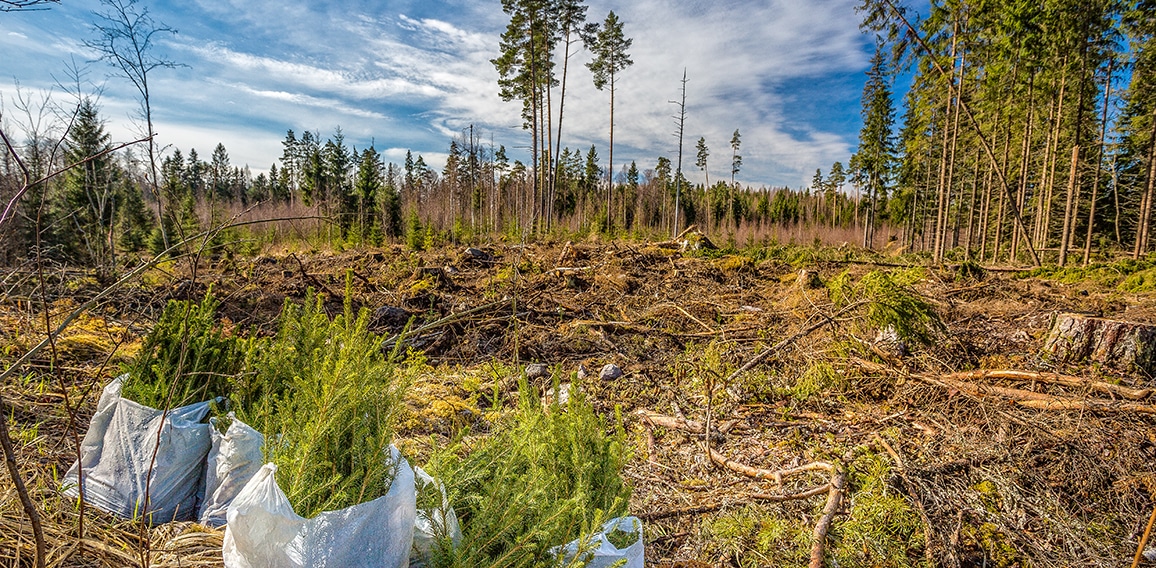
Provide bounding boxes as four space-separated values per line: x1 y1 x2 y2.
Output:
855 44 897 249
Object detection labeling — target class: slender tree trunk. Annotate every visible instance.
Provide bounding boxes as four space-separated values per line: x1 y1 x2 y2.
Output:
1011 74 1036 263
607 72 615 231
1041 65 1069 252
1059 49 1090 267
933 26 959 264
1084 60 1113 265
965 149 982 257
1134 112 1156 259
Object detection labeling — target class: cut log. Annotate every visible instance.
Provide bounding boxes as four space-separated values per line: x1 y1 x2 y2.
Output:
1043 313 1156 376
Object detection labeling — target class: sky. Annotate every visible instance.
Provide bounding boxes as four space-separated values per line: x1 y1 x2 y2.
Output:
1 0 887 188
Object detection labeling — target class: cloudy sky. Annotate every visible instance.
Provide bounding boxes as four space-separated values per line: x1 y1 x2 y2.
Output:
1 0 890 188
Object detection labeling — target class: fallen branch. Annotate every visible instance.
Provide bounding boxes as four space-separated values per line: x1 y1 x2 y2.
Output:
636 409 740 442
723 301 866 387
751 484 830 502
809 465 847 568
852 358 1156 416
944 369 1151 400
708 447 832 484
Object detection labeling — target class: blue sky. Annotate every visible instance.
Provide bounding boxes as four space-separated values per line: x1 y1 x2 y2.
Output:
1 0 884 188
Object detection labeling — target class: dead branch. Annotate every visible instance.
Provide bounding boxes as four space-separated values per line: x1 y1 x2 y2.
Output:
636 409 740 441
852 358 1156 416
0 396 45 568
809 466 847 568
751 484 831 502
723 301 866 387
1133 503 1156 568
708 447 832 484
638 503 725 522
944 369 1151 400
875 435 948 567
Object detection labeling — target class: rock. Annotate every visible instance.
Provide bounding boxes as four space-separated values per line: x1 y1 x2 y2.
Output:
874 326 909 358
544 382 572 406
524 363 549 380
460 247 493 265
795 269 823 289
576 364 589 380
599 364 623 381
1042 313 1156 375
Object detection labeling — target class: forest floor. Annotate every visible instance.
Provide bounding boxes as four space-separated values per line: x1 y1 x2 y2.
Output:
2 236 1156 567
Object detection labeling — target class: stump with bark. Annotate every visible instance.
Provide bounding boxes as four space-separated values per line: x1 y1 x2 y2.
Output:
1043 313 1156 377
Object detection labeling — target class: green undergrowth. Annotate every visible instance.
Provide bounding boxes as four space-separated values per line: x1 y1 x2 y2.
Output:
420 378 632 568
829 268 944 345
120 291 246 408
1017 256 1156 290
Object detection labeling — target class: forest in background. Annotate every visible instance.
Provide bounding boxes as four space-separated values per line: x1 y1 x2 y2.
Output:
2 0 1156 275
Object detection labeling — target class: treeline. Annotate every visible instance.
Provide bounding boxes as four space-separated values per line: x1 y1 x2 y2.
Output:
847 0 1156 265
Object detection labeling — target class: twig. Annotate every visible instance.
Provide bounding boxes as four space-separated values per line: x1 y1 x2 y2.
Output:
809 465 846 568
1133 502 1156 568
0 395 45 568
875 435 946 567
638 503 725 522
723 301 866 388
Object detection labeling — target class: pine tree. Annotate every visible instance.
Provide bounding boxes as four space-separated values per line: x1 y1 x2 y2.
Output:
586 10 633 228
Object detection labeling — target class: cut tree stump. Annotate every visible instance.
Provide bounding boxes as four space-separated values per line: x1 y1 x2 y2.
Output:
1043 313 1156 376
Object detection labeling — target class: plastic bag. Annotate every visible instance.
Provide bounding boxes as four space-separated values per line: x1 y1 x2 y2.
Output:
411 466 461 567
223 445 417 568
199 414 265 527
61 375 214 523
558 516 645 568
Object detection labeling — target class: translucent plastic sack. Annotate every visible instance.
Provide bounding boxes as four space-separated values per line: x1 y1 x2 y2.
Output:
411 466 461 567
199 414 265 527
223 445 417 568
61 375 214 523
558 516 645 568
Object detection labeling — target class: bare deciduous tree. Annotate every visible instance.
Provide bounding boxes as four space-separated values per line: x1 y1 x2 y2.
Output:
84 0 182 248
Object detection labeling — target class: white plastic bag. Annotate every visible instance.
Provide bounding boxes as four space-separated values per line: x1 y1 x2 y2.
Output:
61 375 214 523
411 466 461 567
223 445 417 568
199 414 265 527
558 516 645 568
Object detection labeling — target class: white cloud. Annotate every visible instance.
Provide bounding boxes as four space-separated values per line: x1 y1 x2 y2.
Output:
6 0 874 187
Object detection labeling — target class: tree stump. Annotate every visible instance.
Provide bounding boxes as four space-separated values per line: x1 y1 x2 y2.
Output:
1043 313 1156 376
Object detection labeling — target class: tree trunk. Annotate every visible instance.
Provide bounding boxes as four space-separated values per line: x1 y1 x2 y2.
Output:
1043 313 1156 377
934 27 960 264
1134 111 1156 259
1083 59 1113 266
